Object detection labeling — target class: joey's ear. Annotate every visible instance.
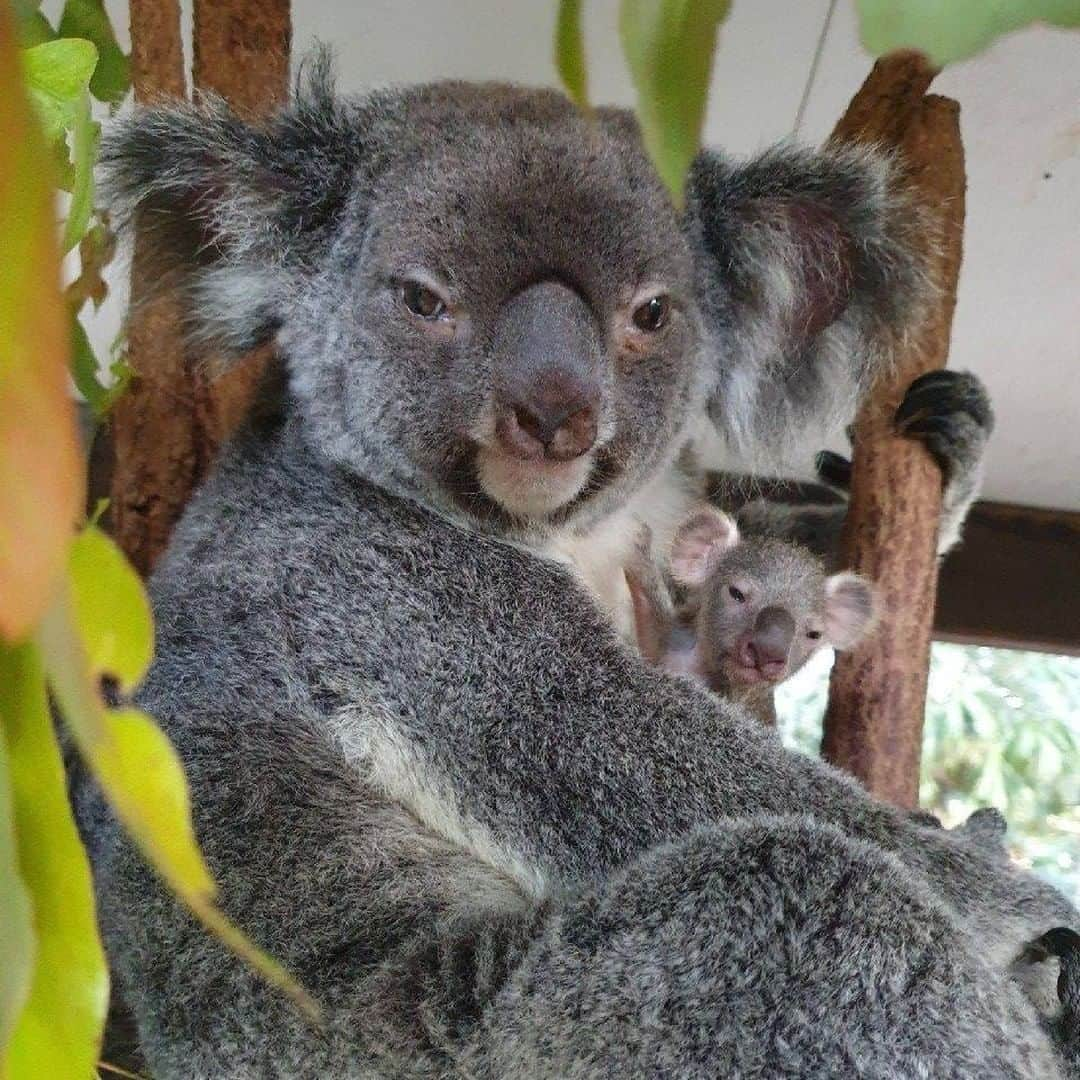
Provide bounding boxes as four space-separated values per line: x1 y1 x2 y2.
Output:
823 572 878 650
669 507 739 587
686 144 931 458
101 51 369 353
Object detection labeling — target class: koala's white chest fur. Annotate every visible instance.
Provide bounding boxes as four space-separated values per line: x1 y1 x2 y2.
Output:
547 464 699 641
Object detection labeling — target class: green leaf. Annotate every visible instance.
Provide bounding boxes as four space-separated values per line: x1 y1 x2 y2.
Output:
1 22 84 643
14 1 55 48
69 310 106 415
0 642 109 1078
58 0 130 105
555 0 590 110
20 39 98 144
619 0 730 208
68 526 153 693
0 654 36 1069
61 92 99 253
856 0 1080 67
37 588 322 1024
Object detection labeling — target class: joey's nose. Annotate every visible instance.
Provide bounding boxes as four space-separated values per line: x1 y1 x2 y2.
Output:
496 381 600 463
745 641 787 680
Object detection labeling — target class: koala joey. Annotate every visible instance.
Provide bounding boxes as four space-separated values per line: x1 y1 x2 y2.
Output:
625 505 876 722
75 57 1077 1078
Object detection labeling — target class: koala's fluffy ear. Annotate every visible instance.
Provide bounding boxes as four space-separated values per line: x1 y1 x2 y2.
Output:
686 144 931 459
669 507 739 587
823 572 878 650
101 53 368 353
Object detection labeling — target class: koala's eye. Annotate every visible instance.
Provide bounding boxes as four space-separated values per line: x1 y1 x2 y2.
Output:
728 585 746 603
401 280 447 320
807 630 823 640
632 295 670 332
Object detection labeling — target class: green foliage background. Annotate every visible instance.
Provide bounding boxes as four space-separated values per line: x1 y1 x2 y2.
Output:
779 644 1080 903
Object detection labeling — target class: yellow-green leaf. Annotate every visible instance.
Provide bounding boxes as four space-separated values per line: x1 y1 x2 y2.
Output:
856 0 1080 68
58 0 130 105
0 653 36 1076
619 0 730 208
83 704 321 1022
68 526 153 693
38 589 321 1023
20 38 98 144
62 91 100 254
0 641 109 1079
0 7 84 642
555 0 590 110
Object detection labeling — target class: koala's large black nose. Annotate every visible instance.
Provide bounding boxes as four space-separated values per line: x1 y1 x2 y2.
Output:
492 280 604 463
498 376 599 462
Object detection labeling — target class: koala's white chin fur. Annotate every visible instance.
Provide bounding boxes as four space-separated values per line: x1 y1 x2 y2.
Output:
476 448 593 520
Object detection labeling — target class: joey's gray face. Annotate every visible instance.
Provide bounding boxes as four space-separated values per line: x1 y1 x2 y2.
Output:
698 541 831 688
292 100 700 532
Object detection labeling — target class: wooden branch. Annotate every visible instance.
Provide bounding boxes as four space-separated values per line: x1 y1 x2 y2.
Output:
190 0 291 444
109 0 291 575
821 54 966 808
109 0 192 575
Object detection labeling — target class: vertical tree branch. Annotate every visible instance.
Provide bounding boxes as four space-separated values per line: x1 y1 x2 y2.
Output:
190 0 291 443
821 53 966 808
109 0 291 575
108 0 193 576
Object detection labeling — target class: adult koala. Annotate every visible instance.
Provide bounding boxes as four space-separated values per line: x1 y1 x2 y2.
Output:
79 59 1077 1077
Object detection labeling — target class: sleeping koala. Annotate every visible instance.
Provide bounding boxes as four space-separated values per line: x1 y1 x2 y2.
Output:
75 56 1077 1078
625 505 877 723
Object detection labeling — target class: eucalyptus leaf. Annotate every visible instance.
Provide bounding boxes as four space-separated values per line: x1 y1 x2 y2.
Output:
20 38 98 143
856 0 1080 67
68 525 153 692
69 313 110 417
0 652 36 1067
0 26 84 643
14 1 54 49
59 0 130 105
555 0 590 110
37 587 321 1023
61 91 99 253
0 642 109 1078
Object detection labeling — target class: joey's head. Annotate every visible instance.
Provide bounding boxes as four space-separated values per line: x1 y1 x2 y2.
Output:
670 507 877 690
103 54 925 538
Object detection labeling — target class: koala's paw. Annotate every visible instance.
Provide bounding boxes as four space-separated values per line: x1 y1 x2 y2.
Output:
1020 927 1080 1068
814 449 852 493
894 370 995 484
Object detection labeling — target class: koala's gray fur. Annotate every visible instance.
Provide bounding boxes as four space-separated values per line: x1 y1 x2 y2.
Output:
79 59 1077 1077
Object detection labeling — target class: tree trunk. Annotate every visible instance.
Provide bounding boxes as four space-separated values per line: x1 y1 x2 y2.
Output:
190 0 291 444
108 0 194 576
821 53 966 808
109 0 291 575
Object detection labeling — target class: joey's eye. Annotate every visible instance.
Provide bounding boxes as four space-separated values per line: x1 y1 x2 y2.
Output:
401 280 447 320
728 585 746 603
807 630 823 640
632 295 670 332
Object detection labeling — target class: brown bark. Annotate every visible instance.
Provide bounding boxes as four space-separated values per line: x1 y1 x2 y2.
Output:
190 0 291 444
109 0 193 574
110 0 290 575
821 54 966 808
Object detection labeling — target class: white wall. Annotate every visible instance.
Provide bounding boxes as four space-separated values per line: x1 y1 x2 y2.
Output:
86 1 1080 510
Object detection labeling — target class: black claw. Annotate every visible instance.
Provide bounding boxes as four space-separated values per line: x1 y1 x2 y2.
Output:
901 416 956 440
1022 926 1080 1006
815 450 852 490
895 370 994 433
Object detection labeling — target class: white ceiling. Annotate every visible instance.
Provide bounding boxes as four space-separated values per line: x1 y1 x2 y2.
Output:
87 0 1080 509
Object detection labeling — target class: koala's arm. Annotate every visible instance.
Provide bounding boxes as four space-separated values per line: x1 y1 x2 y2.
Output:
734 369 994 560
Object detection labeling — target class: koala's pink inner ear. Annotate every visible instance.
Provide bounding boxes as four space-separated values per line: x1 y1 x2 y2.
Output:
824 572 878 651
669 508 739 586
